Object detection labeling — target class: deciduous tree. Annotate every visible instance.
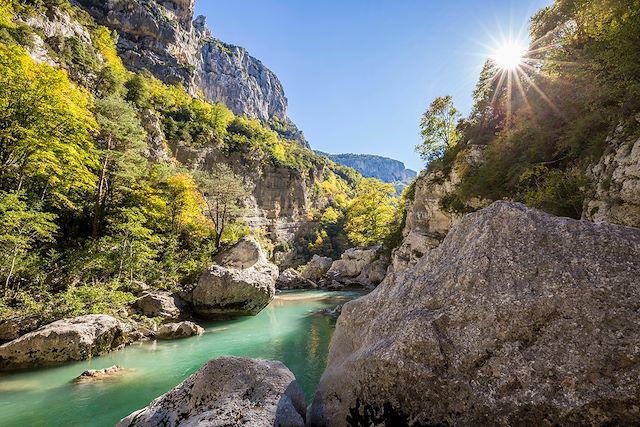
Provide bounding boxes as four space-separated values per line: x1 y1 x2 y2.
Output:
416 96 461 163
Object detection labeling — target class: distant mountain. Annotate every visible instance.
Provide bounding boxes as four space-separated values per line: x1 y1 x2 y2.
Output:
317 152 417 189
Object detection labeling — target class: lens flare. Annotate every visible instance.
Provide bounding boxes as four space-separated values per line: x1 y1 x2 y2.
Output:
492 41 528 70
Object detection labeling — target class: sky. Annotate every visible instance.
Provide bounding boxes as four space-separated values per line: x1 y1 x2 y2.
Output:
194 0 552 171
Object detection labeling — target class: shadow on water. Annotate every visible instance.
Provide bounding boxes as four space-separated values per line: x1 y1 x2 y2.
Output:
0 290 365 427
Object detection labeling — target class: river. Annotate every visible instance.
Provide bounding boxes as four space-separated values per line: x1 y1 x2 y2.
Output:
0 290 362 426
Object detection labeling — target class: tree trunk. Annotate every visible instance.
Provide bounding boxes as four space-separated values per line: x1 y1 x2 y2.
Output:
92 151 110 238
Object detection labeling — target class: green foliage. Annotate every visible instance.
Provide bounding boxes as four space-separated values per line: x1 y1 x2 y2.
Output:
0 43 98 208
92 94 147 236
416 96 462 164
0 191 57 292
345 179 399 247
196 164 248 250
435 0 640 220
517 166 589 218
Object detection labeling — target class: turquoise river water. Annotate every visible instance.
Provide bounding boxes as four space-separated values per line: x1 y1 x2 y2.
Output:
0 290 363 426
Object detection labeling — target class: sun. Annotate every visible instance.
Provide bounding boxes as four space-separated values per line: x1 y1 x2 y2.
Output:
492 41 528 70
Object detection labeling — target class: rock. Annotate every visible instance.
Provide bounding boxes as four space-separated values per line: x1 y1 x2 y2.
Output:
276 268 317 290
309 201 640 426
0 316 40 342
390 145 486 273
193 237 278 318
355 257 388 287
214 236 268 270
321 305 343 318
155 321 204 340
134 291 185 321
74 365 130 382
193 266 276 318
141 109 172 164
75 0 296 127
328 247 380 278
584 129 640 228
117 356 305 427
325 246 387 287
302 255 333 282
0 315 132 371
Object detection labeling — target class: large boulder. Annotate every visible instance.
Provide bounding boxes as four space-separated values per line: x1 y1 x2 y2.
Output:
214 236 270 270
325 246 387 288
134 291 186 321
117 356 306 427
302 255 333 282
0 315 132 371
327 246 381 278
155 321 204 340
193 237 278 318
276 268 317 290
309 201 640 426
193 266 276 318
0 316 40 342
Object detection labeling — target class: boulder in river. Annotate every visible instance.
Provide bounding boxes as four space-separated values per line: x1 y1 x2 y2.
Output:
74 365 130 383
325 246 387 288
276 268 317 290
134 291 186 321
117 356 306 427
302 255 333 282
193 237 278 318
155 321 204 340
0 315 132 371
309 201 640 426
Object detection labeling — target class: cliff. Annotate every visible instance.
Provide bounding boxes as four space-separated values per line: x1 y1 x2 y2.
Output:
75 0 308 147
317 152 416 189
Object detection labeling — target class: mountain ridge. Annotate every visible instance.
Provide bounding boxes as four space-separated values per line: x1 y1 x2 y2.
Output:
316 151 417 186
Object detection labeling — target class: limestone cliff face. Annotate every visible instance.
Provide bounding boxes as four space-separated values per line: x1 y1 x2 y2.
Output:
583 122 640 228
162 139 325 266
391 145 486 272
76 0 307 146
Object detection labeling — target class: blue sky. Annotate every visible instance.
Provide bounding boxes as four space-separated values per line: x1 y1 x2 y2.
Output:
194 1 551 171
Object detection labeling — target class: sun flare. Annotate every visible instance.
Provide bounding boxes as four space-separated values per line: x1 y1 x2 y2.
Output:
492 41 528 70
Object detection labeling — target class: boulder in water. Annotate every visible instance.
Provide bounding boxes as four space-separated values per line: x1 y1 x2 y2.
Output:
134 291 185 321
309 201 640 425
117 356 306 427
325 246 387 288
0 316 40 342
213 236 266 269
155 321 204 340
74 365 130 383
276 268 317 290
302 255 333 282
193 237 278 318
0 315 132 371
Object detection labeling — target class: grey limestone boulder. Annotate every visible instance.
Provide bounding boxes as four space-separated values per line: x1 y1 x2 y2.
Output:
117 356 305 426
309 201 640 426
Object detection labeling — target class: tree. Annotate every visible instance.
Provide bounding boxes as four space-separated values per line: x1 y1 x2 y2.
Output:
416 96 462 163
345 179 398 247
196 164 247 250
92 94 146 237
0 44 98 208
106 207 160 284
164 171 207 235
0 191 57 292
